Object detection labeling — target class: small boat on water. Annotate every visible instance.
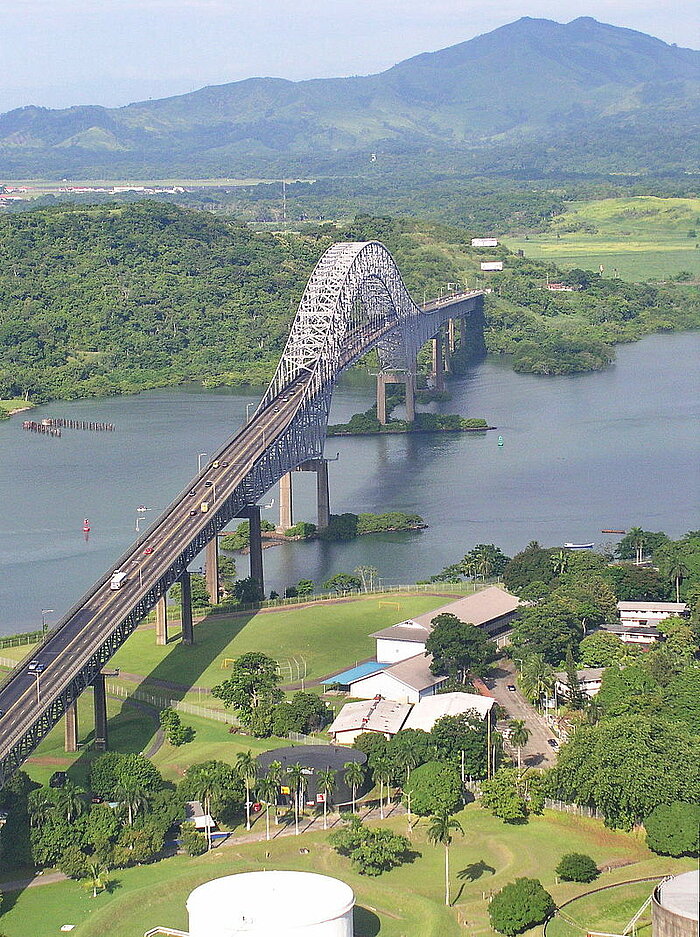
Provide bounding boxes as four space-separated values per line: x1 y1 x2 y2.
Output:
563 542 594 550
601 529 626 534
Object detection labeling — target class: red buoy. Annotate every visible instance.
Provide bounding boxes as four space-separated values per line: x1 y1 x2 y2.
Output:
83 518 91 533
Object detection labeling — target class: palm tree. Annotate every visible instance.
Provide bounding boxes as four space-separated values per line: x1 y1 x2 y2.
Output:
57 780 87 823
317 768 336 831
83 862 109 899
372 755 391 819
550 549 569 577
28 787 54 827
428 812 464 906
509 719 530 771
256 777 279 842
286 763 305 835
115 776 149 827
627 527 646 566
192 763 221 851
235 750 258 831
660 547 689 603
266 760 284 824
343 760 364 814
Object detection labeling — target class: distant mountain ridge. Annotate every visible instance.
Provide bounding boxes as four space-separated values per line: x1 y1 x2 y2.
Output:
1 16 698 178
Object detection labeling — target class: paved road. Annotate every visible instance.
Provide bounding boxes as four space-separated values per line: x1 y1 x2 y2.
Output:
484 659 557 768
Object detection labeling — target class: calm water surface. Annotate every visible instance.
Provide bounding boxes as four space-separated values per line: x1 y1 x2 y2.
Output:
1 332 698 635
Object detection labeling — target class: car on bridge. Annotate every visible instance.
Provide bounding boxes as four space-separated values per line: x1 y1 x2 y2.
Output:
143 546 154 555
27 660 45 673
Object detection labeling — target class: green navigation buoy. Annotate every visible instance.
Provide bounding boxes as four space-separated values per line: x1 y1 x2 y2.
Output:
497 435 504 447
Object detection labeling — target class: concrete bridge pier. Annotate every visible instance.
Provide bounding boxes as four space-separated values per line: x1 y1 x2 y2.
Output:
205 537 220 604
432 332 445 390
244 505 265 596
93 673 108 752
279 472 293 530
155 595 168 646
376 370 415 425
297 459 331 529
448 318 457 354
180 571 194 645
64 700 78 753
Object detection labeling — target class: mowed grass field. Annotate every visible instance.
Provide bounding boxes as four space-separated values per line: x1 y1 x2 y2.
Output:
504 196 700 281
0 807 693 937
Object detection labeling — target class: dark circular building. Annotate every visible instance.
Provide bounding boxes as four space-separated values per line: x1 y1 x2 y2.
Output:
257 745 368 808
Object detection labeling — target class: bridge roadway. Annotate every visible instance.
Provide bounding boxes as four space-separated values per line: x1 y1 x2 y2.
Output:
0 289 482 784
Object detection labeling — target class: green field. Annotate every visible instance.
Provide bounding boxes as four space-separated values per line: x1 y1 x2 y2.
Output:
108 591 463 690
547 879 659 937
504 197 700 282
0 398 34 417
0 806 692 937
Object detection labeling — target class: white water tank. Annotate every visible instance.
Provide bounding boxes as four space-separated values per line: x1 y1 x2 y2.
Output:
187 870 355 937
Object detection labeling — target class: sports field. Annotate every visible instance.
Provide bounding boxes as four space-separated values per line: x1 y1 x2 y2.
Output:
504 197 700 282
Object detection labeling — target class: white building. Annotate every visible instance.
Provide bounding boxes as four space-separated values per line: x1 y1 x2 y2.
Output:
403 692 495 732
372 586 521 664
554 667 605 699
184 800 216 831
617 601 688 627
327 698 411 744
601 621 659 646
471 237 499 247
480 261 503 271
348 653 447 704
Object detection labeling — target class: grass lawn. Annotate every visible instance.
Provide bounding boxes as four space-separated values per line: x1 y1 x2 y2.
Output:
109 591 463 690
0 398 34 417
1 806 693 937
504 196 700 282
547 879 661 937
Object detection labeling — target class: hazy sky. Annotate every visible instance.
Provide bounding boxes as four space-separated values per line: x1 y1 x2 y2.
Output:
1 0 698 113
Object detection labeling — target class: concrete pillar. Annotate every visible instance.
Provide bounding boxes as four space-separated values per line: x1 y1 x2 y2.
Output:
432 333 445 390
155 595 168 646
93 673 108 752
448 318 457 353
64 700 78 753
405 372 415 423
443 325 452 374
180 571 194 646
376 373 387 425
316 460 330 528
205 537 220 604
247 505 265 596
279 472 293 530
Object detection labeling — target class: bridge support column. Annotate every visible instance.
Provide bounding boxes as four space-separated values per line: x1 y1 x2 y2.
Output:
245 505 265 597
93 673 108 752
279 472 293 530
443 326 452 374
205 537 220 604
376 373 388 425
180 571 194 645
404 371 415 422
448 318 457 354
316 460 330 529
155 595 168 646
64 700 78 753
432 333 445 390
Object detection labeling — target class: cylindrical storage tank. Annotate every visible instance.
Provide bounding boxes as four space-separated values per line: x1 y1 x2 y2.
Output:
652 870 699 937
187 870 355 937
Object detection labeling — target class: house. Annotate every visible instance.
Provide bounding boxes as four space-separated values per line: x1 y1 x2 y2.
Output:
323 660 388 691
184 800 216 831
601 621 659 646
327 698 411 744
617 601 688 628
546 282 576 291
403 692 496 732
348 653 448 704
471 237 499 247
372 586 521 664
480 261 503 271
554 667 605 699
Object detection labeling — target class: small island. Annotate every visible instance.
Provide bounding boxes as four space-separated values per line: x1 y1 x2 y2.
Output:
327 404 493 436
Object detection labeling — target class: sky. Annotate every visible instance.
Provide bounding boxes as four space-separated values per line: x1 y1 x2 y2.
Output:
1 0 698 113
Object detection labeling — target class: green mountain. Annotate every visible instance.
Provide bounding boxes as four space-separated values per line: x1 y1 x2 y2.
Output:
1 16 698 177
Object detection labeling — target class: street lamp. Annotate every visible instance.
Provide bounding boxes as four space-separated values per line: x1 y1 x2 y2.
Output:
246 402 256 422
197 452 207 473
41 609 54 634
35 671 41 704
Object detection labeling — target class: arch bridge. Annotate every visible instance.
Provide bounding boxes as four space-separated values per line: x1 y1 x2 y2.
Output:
0 240 484 787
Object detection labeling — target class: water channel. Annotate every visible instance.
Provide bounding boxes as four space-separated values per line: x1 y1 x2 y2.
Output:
1 331 698 635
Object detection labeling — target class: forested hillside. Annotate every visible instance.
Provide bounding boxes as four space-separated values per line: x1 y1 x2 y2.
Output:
0 17 698 178
0 203 698 404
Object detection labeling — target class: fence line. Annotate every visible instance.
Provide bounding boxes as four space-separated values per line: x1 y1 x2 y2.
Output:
105 682 238 725
0 630 44 650
544 798 605 820
286 731 332 746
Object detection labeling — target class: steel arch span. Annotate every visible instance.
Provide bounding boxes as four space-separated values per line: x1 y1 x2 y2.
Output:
0 240 483 788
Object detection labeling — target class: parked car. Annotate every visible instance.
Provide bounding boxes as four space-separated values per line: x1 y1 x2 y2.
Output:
507 684 516 692
547 738 559 748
